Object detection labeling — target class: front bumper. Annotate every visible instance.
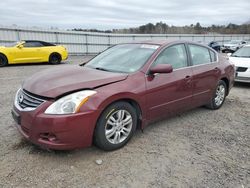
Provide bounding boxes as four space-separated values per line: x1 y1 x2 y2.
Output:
11 101 99 150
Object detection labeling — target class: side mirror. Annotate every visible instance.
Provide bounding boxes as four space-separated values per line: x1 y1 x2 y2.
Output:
227 53 232 57
149 64 173 74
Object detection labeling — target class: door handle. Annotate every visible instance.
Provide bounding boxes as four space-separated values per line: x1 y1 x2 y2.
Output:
214 67 219 72
184 75 192 83
184 75 192 87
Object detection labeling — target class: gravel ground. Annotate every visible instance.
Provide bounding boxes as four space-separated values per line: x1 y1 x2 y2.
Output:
0 56 249 188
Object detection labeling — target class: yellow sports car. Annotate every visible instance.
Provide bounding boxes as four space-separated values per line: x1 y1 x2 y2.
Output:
0 40 68 67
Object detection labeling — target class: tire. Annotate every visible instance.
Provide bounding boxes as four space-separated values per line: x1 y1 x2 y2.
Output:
49 53 61 64
0 54 8 67
206 80 227 110
94 101 137 151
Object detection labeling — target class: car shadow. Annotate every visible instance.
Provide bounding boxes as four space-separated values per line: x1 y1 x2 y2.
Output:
17 107 208 157
12 136 102 157
11 83 248 157
233 82 250 88
5 61 69 67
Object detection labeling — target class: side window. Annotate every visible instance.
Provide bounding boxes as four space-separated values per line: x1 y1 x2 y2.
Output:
153 44 188 69
23 42 42 48
209 50 217 62
189 44 211 65
23 42 32 47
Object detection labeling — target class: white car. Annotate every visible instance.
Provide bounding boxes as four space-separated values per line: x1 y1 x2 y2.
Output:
228 45 250 83
222 40 247 53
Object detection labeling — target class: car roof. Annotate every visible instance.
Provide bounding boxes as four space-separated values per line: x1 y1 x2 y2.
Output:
130 40 204 47
23 40 46 43
229 40 245 42
137 40 175 45
21 40 56 46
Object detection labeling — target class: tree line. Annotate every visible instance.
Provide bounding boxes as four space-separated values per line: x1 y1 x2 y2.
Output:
72 21 250 34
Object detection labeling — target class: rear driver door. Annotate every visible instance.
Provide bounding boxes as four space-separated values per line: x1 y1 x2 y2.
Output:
187 44 220 107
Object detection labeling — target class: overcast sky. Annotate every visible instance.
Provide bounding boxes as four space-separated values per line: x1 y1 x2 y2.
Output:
0 0 249 29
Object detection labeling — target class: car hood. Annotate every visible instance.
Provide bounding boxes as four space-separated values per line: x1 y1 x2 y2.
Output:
23 65 128 98
229 57 250 67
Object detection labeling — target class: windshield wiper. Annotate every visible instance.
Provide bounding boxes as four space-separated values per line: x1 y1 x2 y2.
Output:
232 55 250 58
95 67 112 72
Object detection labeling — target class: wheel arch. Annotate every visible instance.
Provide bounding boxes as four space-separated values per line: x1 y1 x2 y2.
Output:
220 77 229 96
117 98 142 129
97 97 143 130
0 52 8 63
93 98 142 150
49 52 62 61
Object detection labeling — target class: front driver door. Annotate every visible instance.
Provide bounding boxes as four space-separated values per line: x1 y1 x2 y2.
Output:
145 44 193 122
12 41 44 63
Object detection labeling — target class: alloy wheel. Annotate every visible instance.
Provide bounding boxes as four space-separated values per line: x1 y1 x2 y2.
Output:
105 110 133 144
51 56 59 64
214 84 226 106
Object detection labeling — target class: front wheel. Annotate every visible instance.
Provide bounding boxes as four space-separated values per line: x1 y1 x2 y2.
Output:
94 102 137 151
0 54 8 67
49 53 61 64
206 80 227 110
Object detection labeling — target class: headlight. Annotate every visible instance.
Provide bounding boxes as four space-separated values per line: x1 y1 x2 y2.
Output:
45 90 97 114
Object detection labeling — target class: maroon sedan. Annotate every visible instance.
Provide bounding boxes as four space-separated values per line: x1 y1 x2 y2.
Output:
11 40 235 151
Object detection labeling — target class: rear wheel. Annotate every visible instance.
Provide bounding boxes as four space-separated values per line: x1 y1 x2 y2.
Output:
49 53 61 64
94 102 137 151
0 54 8 67
206 80 227 110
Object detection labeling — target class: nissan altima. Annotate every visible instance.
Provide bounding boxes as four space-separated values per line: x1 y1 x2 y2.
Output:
11 40 235 151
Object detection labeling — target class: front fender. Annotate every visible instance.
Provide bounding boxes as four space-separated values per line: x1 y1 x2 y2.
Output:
78 73 147 124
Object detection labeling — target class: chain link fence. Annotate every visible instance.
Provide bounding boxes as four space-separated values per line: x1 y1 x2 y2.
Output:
1 27 250 55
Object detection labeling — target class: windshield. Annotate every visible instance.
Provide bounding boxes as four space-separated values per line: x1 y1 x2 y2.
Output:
232 47 250 58
85 44 159 73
